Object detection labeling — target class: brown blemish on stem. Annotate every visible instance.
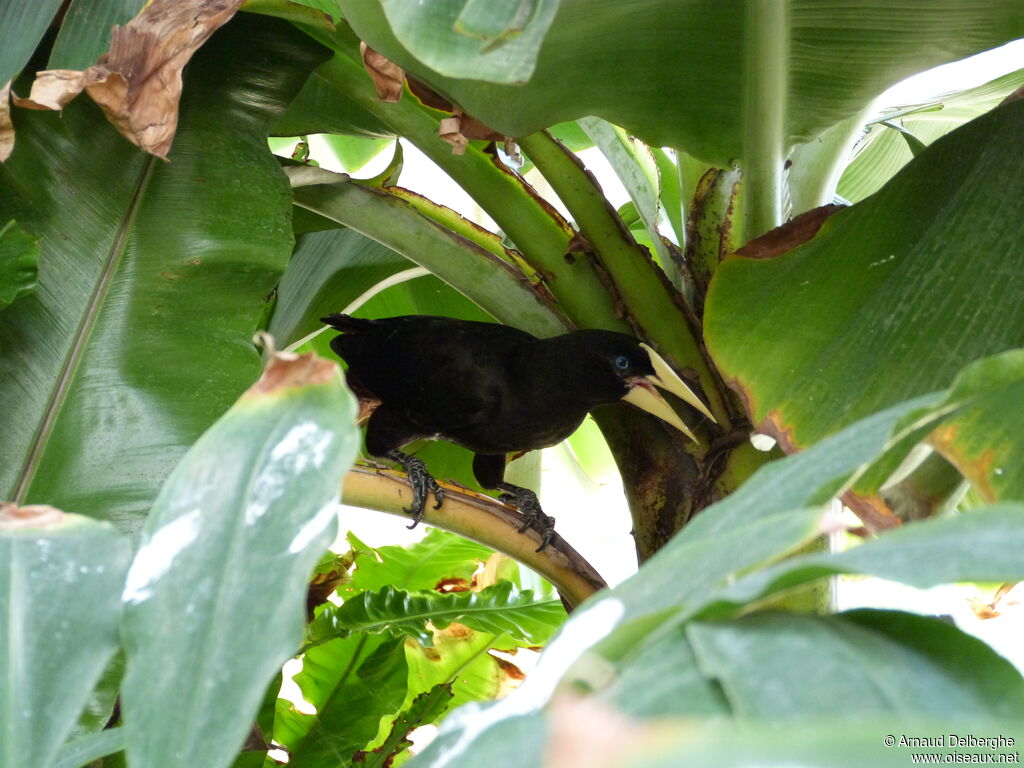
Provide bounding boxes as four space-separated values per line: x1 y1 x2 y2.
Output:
840 490 902 532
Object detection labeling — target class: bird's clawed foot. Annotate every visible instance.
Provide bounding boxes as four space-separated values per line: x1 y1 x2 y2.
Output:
497 482 555 553
387 449 445 528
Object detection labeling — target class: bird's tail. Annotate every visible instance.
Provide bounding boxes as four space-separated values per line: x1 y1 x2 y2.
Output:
320 313 375 333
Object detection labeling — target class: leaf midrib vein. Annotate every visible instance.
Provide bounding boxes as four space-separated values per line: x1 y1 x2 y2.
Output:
13 155 158 503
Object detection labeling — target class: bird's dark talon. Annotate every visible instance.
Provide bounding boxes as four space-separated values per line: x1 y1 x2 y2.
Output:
387 449 443 527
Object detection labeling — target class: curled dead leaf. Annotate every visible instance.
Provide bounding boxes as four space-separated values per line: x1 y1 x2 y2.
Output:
360 42 404 102
439 114 469 155
12 69 92 110
0 502 64 530
12 0 245 159
0 81 12 162
969 582 1019 620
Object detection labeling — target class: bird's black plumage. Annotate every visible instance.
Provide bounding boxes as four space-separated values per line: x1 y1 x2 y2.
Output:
321 313 709 550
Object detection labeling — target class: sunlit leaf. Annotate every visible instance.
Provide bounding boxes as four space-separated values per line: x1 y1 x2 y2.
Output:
0 16 328 532
688 609 1024 719
120 354 360 768
341 0 1023 165
311 582 565 647
0 508 131 768
705 99 1024 458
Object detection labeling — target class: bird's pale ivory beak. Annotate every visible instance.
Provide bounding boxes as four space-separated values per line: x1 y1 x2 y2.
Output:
623 344 717 442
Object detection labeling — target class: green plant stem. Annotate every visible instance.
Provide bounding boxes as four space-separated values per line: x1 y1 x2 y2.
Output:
742 0 789 240
519 131 733 430
286 166 566 338
303 34 628 332
341 466 607 607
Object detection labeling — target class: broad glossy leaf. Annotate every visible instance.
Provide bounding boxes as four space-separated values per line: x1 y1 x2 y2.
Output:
47 0 147 70
0 16 327 531
321 133 394 171
839 68 1024 203
340 0 1023 166
591 626 728 718
120 354 359 768
0 218 37 311
287 0 343 22
687 609 1024 719
310 582 565 646
344 527 495 594
846 349 1024 515
0 510 131 768
403 395 942 762
52 727 125 768
705 503 1024 616
378 0 559 84
0 0 64 83
282 635 409 768
268 228 411 349
705 99 1024 458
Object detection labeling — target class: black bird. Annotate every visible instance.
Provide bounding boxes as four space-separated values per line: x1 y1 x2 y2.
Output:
320 314 715 551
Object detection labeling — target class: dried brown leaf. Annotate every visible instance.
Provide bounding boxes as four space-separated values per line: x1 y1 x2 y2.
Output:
13 0 245 159
360 42 404 102
735 204 846 260
12 69 91 110
439 114 469 155
0 81 12 162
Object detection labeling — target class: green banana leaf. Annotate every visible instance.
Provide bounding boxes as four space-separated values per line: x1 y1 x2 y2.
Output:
47 0 147 70
339 0 1023 166
0 218 37 312
840 67 1024 202
0 0 65 84
704 97 1024 510
0 16 327 531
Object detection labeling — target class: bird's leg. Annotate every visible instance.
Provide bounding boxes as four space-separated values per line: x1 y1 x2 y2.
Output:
386 449 445 528
496 482 555 553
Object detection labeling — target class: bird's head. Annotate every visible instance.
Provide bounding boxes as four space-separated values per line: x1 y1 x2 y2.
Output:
574 331 716 442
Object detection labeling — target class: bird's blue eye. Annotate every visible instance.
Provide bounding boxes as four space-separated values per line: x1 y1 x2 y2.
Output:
614 355 630 371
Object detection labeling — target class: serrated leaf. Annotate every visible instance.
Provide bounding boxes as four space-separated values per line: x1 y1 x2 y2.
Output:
312 582 566 647
357 683 453 768
283 635 409 768
344 527 495 593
